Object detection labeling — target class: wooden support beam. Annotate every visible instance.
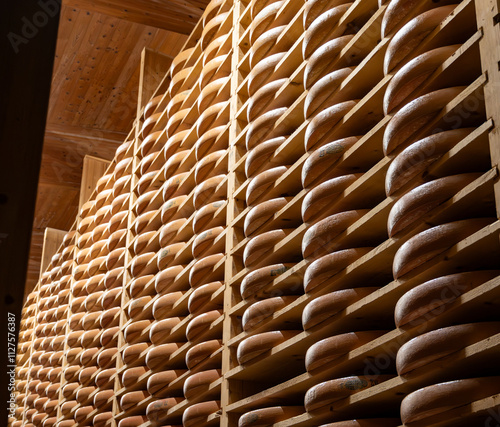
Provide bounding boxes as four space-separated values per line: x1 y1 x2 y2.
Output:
39 227 67 277
63 0 209 34
79 155 111 208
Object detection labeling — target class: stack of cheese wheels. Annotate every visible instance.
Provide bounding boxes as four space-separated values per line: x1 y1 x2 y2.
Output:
236 0 305 377
177 8 233 423
14 289 39 426
301 0 377 296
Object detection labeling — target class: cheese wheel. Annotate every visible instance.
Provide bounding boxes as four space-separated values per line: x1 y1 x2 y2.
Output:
201 12 230 49
383 86 464 155
244 229 291 267
100 326 119 347
193 174 226 209
195 125 228 160
247 166 289 206
238 406 303 426
193 201 227 234
182 400 221 427
304 35 354 89
186 339 222 369
304 247 372 292
188 281 224 314
385 128 473 196
302 210 368 259
245 136 286 178
192 226 225 258
146 397 183 423
95 368 116 388
161 195 190 224
303 287 378 330
157 242 187 270
153 291 185 320
246 107 288 150
97 347 118 369
122 342 148 366
130 274 155 298
93 411 113 426
306 331 387 372
159 219 189 248
319 420 400 427
118 416 149 427
197 101 229 136
242 296 296 331
102 288 122 309
186 310 222 341
162 172 190 202
387 173 479 237
384 45 459 114
237 330 299 364
189 253 225 288
395 270 500 327
124 320 152 344
247 78 288 123
76 386 95 404
248 52 287 96
250 1 285 45
305 375 392 412
244 198 289 237
145 343 182 370
303 4 352 59
304 0 352 29
144 94 163 120
384 6 457 74
183 369 221 399
79 366 98 385
241 263 298 299
147 370 185 396
302 137 359 188
120 390 149 411
200 54 230 89
150 317 183 345
195 150 227 184
393 218 493 279
249 26 285 70
397 322 500 375
401 377 500 424
155 265 187 294
122 367 148 388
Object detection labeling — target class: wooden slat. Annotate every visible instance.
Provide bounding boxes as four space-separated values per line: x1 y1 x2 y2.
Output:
79 155 111 208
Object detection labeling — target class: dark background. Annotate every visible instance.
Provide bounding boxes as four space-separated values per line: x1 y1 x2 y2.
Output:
0 0 61 423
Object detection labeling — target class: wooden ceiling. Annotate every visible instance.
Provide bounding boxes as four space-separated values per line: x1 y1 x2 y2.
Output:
24 0 209 293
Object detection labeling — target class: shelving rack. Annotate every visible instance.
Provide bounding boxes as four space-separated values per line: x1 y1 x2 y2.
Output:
11 0 500 425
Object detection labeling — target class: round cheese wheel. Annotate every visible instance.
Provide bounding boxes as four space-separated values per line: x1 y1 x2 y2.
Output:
249 1 285 45
384 6 456 74
248 52 286 96
306 331 387 372
384 45 459 114
395 270 500 328
146 397 183 423
302 209 368 259
387 173 479 237
150 318 183 345
124 320 152 344
401 377 500 424
193 174 226 209
240 263 297 299
385 128 472 196
319 419 401 427
244 197 289 237
304 248 372 292
303 287 378 330
189 254 225 288
238 406 303 426
153 291 185 320
396 322 500 375
183 369 221 399
392 218 493 279
242 296 297 331
237 330 299 364
383 86 464 156
250 27 285 73
147 370 185 396
305 375 393 412
93 411 113 426
95 368 116 388
245 137 286 179
130 274 155 298
120 390 149 411
188 281 224 314
156 265 188 294
186 310 222 341
182 400 221 427
186 339 222 369
122 342 148 366
304 35 354 90
303 4 352 59
247 166 289 206
244 229 291 267
145 343 182 370
118 416 148 427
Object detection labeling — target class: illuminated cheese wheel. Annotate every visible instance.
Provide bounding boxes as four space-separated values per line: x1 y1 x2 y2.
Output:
237 330 299 364
183 369 221 399
238 406 303 426
182 400 221 427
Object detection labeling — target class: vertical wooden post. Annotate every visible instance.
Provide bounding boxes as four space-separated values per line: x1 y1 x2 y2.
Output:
39 227 67 279
137 48 174 119
475 0 500 217
79 155 111 209
221 1 244 426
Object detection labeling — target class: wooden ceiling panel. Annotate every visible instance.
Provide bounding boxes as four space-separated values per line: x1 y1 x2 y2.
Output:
25 2 193 293
64 0 209 34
